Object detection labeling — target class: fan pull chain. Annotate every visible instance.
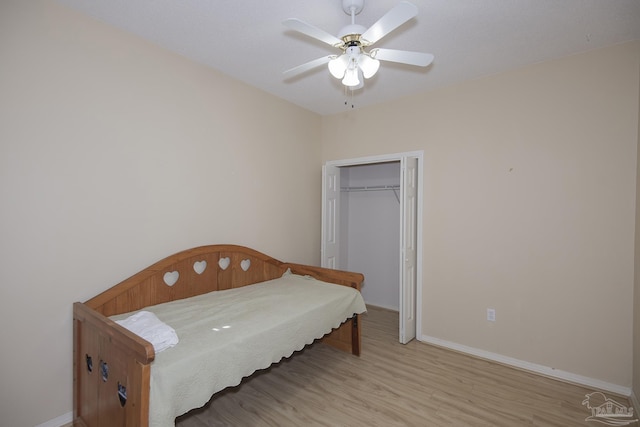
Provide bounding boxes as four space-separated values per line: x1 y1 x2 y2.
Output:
343 86 355 109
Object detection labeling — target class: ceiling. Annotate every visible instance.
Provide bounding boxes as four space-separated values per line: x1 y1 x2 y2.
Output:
55 0 640 116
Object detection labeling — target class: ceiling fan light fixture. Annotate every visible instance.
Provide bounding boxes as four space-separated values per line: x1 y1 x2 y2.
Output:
349 69 364 90
342 67 360 87
358 53 380 79
328 54 349 79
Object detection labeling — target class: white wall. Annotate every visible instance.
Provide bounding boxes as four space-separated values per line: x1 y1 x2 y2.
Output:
0 2 322 426
323 41 640 389
342 162 400 310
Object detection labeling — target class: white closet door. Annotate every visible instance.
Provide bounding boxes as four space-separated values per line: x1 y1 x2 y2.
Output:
321 165 340 269
400 157 418 343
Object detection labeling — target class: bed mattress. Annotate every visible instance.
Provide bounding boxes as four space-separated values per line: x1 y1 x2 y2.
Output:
112 270 367 427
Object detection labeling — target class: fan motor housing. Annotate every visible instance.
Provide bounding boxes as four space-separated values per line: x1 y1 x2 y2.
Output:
338 24 367 41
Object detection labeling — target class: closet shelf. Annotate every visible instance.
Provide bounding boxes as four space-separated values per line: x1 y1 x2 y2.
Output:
341 184 400 203
340 184 400 192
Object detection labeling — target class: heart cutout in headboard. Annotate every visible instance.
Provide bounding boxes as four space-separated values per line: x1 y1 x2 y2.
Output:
163 271 179 286
193 260 207 275
218 257 230 270
240 259 251 272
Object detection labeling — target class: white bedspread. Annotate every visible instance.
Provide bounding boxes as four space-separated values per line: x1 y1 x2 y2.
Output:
111 271 366 427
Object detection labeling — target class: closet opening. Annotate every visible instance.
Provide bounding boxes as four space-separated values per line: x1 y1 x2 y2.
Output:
340 162 401 312
322 152 422 344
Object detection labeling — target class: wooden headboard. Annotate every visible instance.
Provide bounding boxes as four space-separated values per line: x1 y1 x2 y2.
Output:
86 244 363 317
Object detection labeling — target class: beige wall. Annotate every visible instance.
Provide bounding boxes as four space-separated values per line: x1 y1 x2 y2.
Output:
2 1 639 425
0 1 321 426
323 42 640 388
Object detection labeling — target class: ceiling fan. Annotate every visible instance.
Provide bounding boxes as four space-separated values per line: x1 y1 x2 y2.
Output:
283 0 434 90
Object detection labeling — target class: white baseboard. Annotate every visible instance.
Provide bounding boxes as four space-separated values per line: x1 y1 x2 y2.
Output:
421 334 632 397
365 302 399 312
35 411 72 427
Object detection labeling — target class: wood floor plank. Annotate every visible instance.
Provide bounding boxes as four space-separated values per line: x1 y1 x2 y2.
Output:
176 306 637 426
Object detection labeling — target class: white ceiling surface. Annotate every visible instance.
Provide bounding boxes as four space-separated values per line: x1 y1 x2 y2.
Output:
55 0 640 116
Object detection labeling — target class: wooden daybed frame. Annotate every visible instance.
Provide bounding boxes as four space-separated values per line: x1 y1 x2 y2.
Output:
73 244 364 427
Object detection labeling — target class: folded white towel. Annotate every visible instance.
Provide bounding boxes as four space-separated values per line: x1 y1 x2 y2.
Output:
116 311 179 353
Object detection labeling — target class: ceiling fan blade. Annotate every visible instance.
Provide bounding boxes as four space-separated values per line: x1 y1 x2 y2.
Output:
371 48 434 67
360 1 418 46
283 55 335 79
283 18 343 48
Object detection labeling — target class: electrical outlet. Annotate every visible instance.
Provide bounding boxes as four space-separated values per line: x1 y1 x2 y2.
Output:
487 308 496 322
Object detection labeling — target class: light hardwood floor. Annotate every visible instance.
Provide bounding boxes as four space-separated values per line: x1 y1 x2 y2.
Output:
176 306 637 426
